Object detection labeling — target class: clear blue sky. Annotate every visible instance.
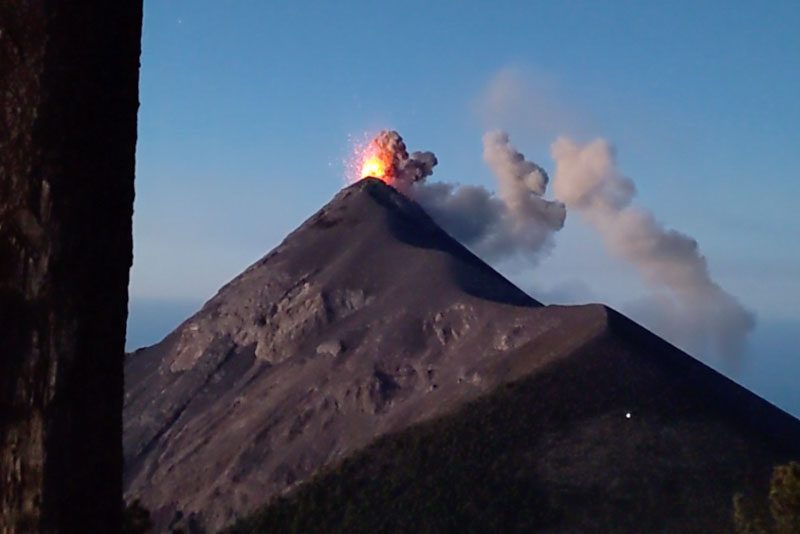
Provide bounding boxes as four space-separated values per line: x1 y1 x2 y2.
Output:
129 1 800 412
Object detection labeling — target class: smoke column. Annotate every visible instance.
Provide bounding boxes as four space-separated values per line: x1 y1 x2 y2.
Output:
551 137 755 355
371 130 438 190
411 131 565 265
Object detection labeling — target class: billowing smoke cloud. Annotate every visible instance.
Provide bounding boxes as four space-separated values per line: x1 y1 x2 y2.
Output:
383 130 439 186
364 130 438 191
551 137 755 355
478 67 585 141
410 131 566 265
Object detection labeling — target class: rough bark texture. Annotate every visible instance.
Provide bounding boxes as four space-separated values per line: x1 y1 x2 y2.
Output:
0 2 142 532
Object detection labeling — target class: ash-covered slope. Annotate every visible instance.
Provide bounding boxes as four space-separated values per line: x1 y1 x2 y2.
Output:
231 309 800 533
124 179 608 531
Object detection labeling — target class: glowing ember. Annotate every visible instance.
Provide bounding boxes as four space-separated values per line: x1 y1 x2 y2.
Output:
346 130 437 191
360 152 391 182
354 135 397 185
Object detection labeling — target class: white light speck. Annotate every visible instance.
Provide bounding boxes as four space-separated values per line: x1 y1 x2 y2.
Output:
625 412 631 419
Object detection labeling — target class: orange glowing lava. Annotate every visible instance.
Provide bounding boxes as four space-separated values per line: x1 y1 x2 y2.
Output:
347 131 406 186
361 154 389 181
357 143 395 184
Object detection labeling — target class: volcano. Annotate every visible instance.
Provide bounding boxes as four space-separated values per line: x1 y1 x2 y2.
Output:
124 178 800 532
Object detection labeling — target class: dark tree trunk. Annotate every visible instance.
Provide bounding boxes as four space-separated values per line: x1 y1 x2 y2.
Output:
0 2 142 532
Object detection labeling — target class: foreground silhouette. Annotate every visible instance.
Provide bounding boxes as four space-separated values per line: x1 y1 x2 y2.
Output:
0 3 142 531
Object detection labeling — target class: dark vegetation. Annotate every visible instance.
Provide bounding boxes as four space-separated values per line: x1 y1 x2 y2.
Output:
227 378 561 534
734 461 800 534
123 499 153 534
226 328 796 533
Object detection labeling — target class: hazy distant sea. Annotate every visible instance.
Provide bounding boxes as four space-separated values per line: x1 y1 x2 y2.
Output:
126 298 202 352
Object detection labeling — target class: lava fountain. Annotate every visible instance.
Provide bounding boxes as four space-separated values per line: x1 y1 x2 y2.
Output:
348 130 437 191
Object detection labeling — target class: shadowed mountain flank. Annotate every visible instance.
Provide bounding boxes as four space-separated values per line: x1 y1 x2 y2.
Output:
124 179 799 532
231 312 800 533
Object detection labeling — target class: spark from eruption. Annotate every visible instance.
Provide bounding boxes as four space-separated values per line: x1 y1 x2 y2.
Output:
347 130 437 191
347 131 396 185
361 154 389 182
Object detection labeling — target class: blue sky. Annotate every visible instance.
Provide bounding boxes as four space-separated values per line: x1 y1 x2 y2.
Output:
129 1 800 413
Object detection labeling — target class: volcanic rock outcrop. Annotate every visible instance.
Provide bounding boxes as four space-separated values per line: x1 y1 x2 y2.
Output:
124 179 800 532
231 305 800 532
